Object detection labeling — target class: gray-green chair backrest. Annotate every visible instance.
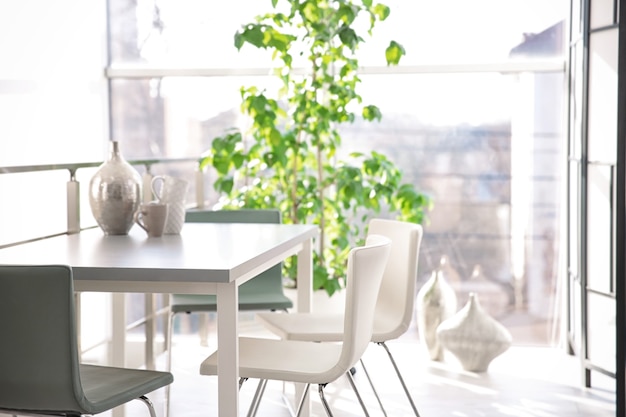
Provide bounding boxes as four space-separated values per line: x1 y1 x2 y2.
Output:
186 209 281 224
172 209 292 312
0 264 86 414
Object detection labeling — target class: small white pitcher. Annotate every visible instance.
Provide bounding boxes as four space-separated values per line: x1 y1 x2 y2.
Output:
151 175 190 234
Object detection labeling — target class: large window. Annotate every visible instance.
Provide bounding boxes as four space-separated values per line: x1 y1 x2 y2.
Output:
106 0 567 346
0 0 568 348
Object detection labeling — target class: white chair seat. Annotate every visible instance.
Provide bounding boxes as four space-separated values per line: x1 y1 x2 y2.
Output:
256 311 405 343
200 337 343 383
256 313 343 342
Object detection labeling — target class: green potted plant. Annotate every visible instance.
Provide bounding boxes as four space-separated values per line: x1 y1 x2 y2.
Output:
200 0 432 295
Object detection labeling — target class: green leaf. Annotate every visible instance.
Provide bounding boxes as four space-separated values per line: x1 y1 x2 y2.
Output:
338 26 358 49
198 155 212 171
215 177 234 194
302 2 318 23
385 40 405 65
266 28 295 52
323 278 342 297
373 4 390 20
337 3 357 25
234 32 244 50
269 128 282 146
241 24 266 49
232 153 245 169
362 105 382 121
263 152 278 167
213 155 231 175
249 94 269 114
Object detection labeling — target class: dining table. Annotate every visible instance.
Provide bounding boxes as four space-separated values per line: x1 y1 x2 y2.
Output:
0 222 319 417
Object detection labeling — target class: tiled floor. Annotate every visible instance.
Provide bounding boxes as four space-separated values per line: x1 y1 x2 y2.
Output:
154 312 616 417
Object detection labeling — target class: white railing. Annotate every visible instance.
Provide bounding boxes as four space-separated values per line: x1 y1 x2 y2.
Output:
0 157 205 369
0 157 203 248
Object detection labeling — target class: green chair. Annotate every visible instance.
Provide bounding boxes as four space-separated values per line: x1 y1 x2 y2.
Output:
0 264 173 417
165 209 293 370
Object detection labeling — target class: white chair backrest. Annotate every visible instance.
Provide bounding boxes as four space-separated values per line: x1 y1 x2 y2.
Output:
337 234 391 374
368 219 423 341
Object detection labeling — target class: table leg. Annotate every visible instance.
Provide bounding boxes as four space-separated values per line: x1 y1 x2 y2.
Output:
217 281 239 416
112 293 127 417
297 238 313 312
145 293 156 370
111 293 127 367
296 238 313 417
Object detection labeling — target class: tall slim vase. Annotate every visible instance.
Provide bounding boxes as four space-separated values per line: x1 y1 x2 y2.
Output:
416 269 457 361
89 141 142 235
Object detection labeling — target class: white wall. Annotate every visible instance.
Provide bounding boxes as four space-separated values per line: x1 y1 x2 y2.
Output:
0 0 109 166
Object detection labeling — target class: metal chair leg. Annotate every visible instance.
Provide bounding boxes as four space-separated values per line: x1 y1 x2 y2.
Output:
293 383 311 417
377 341 421 417
344 370 371 417
359 358 388 416
314 372 373 417
136 395 157 417
246 379 268 417
317 383 335 417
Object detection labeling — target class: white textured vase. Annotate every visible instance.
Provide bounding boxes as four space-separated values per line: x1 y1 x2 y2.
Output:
416 269 457 361
436 292 512 372
89 141 142 235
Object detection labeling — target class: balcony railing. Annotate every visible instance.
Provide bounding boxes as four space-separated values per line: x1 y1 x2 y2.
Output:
0 157 205 368
0 157 203 249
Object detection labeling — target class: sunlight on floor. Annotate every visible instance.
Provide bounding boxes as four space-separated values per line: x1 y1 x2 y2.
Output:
152 313 616 417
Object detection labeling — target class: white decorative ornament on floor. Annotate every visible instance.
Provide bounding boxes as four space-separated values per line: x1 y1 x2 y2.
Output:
415 268 457 361
436 292 512 372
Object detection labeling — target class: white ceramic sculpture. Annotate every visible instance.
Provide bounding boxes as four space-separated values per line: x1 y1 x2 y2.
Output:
416 269 457 361
436 292 512 372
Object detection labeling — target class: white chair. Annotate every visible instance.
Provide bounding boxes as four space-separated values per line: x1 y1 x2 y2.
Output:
256 218 423 416
199 234 392 417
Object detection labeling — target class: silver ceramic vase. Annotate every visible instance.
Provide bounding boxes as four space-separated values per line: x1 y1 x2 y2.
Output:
89 141 142 235
416 269 457 361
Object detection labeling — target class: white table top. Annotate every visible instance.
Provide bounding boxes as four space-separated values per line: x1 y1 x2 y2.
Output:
0 223 319 293
0 221 319 417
